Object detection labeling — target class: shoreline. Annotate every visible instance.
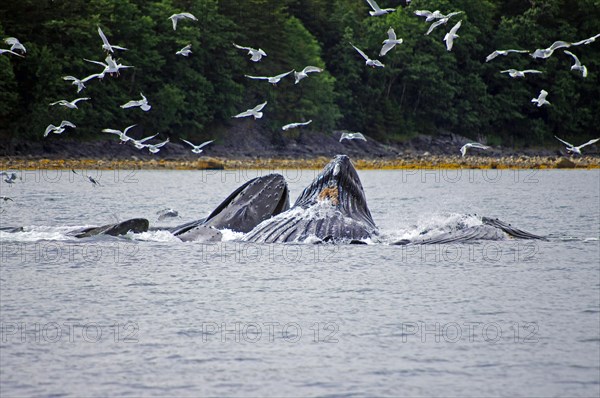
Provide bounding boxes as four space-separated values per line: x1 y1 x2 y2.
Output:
1 155 599 170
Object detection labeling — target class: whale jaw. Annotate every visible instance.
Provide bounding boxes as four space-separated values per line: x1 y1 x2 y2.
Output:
243 155 378 243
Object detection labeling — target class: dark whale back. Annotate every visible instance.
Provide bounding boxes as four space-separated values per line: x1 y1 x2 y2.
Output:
243 155 378 243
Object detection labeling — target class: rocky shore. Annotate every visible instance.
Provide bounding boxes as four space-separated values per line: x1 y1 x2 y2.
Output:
1 127 598 170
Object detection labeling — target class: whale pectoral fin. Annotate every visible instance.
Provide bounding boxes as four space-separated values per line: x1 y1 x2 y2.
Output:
481 217 545 240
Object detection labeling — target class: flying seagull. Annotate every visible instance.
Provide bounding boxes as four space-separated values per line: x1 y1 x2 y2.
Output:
102 124 137 143
143 138 170 154
340 132 367 142
84 54 132 76
176 44 192 56
282 120 312 131
500 69 543 78
121 93 151 111
572 33 600 46
351 43 384 68
0 48 24 57
530 40 571 59
0 172 19 184
425 12 462 35
49 97 90 109
62 73 104 93
72 169 102 186
485 49 529 62
380 27 403 56
4 37 26 53
531 89 550 107
180 139 214 154
233 101 268 119
444 20 462 51
169 13 197 30
365 0 395 16
44 121 76 138
554 136 600 155
0 196 14 201
130 133 159 149
460 142 490 157
233 43 267 62
97 26 128 53
294 66 323 84
245 70 294 85
563 50 588 77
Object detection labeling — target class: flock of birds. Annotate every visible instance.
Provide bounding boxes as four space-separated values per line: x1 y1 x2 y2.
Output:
1 0 599 162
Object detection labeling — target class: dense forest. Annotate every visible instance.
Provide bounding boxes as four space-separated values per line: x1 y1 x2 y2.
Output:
0 0 598 148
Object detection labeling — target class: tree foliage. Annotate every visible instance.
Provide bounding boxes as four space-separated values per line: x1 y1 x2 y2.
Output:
0 0 598 147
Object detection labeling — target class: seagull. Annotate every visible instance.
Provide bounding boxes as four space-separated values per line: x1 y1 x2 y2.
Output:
84 54 132 76
530 40 571 59
294 66 323 84
0 48 24 57
365 0 395 16
572 33 600 46
485 49 529 62
143 138 170 154
169 12 197 30
380 27 403 56
49 97 90 109
563 50 588 77
531 89 550 107
0 196 14 201
102 124 137 143
233 101 268 119
340 132 367 142
176 44 192 56
72 169 102 186
0 172 19 184
460 142 490 157
97 26 128 53
121 93 151 111
444 20 462 51
4 37 26 53
282 120 312 131
554 136 600 155
245 70 294 85
233 43 267 62
425 12 462 35
415 9 444 22
500 69 543 78
180 138 214 154
62 73 104 93
351 43 384 68
44 121 76 137
130 133 159 149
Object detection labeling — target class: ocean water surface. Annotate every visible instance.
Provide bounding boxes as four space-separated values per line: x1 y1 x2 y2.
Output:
0 167 599 397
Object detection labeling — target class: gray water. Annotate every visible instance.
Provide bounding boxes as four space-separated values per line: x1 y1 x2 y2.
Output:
1 168 599 397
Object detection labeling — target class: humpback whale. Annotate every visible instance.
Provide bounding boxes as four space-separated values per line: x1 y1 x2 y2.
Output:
55 154 543 243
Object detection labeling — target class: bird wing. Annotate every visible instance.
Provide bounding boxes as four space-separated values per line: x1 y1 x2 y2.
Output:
563 50 580 65
140 93 147 102
500 69 515 74
274 70 294 79
578 138 600 149
49 100 66 106
523 69 542 74
507 49 529 53
180 12 197 20
426 18 446 35
548 40 571 51
181 138 196 148
365 0 382 12
62 76 77 82
4 37 19 45
155 139 170 148
351 44 369 61
44 124 57 135
60 120 76 128
302 66 323 74
253 101 268 112
449 20 462 35
539 90 548 100
245 75 269 80
120 100 139 108
123 124 137 134
444 11 463 18
460 145 467 156
414 10 432 17
380 41 396 56
485 51 499 62
233 110 252 118
102 129 122 135
233 43 252 51
169 15 178 30
469 143 490 149
197 140 214 149
84 58 107 67
387 27 397 41
139 134 159 143
300 120 313 126
81 72 103 82
355 133 367 141
182 44 192 51
97 26 110 47
554 136 573 147
72 97 90 104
